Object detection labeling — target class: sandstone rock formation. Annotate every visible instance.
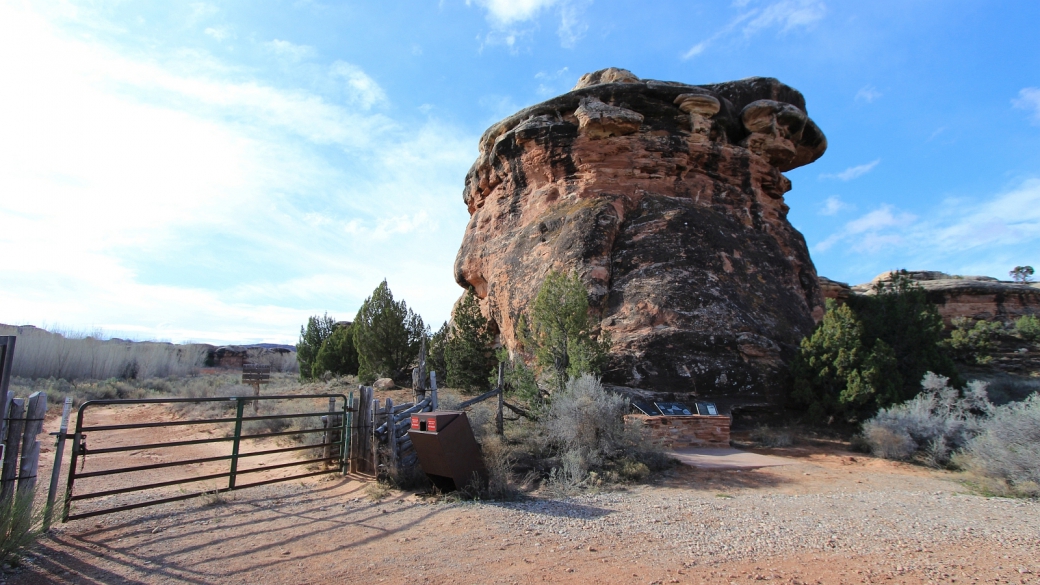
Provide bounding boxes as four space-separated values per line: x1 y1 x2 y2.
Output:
454 68 828 414
821 271 1040 325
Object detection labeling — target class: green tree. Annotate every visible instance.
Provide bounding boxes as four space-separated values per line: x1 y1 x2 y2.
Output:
1010 266 1035 283
944 317 1003 365
791 301 899 420
313 322 359 378
297 313 336 380
427 321 449 386
847 271 958 403
352 280 426 384
527 271 610 393
1015 314 1040 343
444 289 497 394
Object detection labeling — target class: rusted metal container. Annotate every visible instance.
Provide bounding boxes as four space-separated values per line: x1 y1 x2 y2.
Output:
408 411 487 492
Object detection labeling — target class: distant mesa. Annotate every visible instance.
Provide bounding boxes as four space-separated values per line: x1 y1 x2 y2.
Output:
820 271 1040 325
453 67 829 415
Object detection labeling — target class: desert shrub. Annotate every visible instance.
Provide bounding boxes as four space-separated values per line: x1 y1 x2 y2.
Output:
945 317 1003 364
750 425 795 447
862 372 990 465
526 271 610 393
1014 314 1040 343
444 289 497 394
313 322 359 379
352 280 426 384
955 393 1040 497
297 313 336 380
0 490 44 566
545 374 629 470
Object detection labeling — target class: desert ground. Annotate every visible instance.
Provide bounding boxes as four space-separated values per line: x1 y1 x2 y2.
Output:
2 393 1037 585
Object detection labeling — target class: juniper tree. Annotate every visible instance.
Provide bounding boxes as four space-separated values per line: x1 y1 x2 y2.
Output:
297 313 336 380
313 322 359 378
444 289 497 394
352 280 426 384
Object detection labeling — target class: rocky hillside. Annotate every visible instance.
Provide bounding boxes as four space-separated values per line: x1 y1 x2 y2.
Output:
453 67 829 414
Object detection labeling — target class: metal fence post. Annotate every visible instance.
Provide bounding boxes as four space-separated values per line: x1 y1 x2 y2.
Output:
228 398 245 490
44 397 72 530
342 392 352 474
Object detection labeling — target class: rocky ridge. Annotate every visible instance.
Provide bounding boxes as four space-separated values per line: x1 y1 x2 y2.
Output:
453 68 828 414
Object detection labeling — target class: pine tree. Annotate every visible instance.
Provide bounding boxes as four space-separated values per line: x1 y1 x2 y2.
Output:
297 313 336 380
313 323 359 378
528 271 610 393
427 321 449 386
444 289 496 394
352 280 426 384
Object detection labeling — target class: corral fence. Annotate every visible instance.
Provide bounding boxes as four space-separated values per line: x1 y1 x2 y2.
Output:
0 336 49 509
60 393 352 522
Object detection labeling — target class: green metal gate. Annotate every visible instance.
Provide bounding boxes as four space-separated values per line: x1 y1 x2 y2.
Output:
62 393 353 522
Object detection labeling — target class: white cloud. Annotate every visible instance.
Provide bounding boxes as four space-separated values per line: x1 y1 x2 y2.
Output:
469 0 558 25
0 3 474 344
682 0 823 60
329 61 386 109
469 0 589 49
1012 87 1040 124
682 42 709 60
204 27 232 41
819 159 880 181
813 179 1040 277
818 196 850 216
855 85 881 103
534 67 570 96
743 0 826 36
266 39 315 61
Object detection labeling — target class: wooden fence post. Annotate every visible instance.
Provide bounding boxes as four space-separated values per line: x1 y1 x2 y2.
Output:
386 398 397 477
18 392 47 495
1 396 25 501
429 372 438 411
496 362 505 436
0 337 15 450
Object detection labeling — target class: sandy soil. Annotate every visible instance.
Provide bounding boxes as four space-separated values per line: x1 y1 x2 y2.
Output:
3 405 1038 585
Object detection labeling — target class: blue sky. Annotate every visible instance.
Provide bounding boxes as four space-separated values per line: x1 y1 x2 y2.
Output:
1 0 1038 345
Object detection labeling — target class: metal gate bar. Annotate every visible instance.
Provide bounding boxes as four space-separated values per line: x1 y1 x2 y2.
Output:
62 393 353 522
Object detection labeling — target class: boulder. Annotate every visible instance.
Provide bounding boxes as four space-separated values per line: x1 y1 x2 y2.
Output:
453 69 829 415
373 378 397 391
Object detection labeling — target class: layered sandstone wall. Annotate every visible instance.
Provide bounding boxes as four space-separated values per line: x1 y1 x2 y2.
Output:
820 272 1040 325
453 68 829 414
624 414 731 449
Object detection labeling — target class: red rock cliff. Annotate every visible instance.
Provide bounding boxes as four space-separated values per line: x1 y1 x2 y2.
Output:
453 68 828 414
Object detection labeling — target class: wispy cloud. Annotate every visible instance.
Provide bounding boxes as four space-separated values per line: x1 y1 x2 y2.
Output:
534 67 571 96
855 85 881 103
204 26 232 41
469 0 590 49
818 196 851 216
682 0 825 60
0 3 474 344
819 159 880 181
1012 87 1040 124
813 179 1040 277
265 39 315 61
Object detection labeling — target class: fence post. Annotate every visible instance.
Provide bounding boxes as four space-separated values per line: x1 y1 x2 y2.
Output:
345 387 357 474
496 362 505 436
429 372 438 411
1 396 25 501
0 337 15 451
386 398 397 477
228 398 245 490
44 397 73 530
62 404 86 522
369 397 378 477
17 392 47 495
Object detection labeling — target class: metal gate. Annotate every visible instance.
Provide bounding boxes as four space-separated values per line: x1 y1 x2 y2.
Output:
62 393 353 522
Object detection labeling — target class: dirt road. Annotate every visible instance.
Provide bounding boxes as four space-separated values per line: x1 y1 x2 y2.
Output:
4 407 1038 584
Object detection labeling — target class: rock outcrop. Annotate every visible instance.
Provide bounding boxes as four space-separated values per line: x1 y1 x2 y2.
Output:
821 271 1040 325
453 68 829 414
